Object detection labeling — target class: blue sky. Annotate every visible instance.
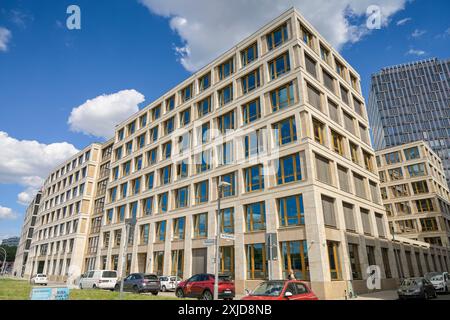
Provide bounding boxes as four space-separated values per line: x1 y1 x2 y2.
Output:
0 0 449 239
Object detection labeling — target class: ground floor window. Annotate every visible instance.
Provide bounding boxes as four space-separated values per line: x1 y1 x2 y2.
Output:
246 243 266 280
348 243 362 280
280 240 309 280
327 241 342 280
171 250 184 278
381 248 392 278
111 255 118 271
220 246 235 278
154 251 164 276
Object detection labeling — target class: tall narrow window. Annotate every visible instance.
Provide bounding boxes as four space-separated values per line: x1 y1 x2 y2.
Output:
241 42 258 66
193 213 208 238
327 241 342 280
219 208 234 234
270 81 295 112
266 23 288 51
242 99 261 124
218 84 233 107
195 180 209 204
268 52 290 80
246 243 266 280
277 153 302 184
198 73 211 92
278 194 304 227
273 117 297 146
241 69 260 94
281 240 309 281
218 58 234 80
244 165 265 192
197 96 212 118
245 202 266 232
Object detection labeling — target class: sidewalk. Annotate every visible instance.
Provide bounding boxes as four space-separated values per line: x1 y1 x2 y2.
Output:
347 290 398 300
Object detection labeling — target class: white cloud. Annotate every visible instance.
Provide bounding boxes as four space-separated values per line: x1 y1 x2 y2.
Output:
0 27 12 52
406 49 426 56
139 0 408 71
396 17 411 26
411 29 426 38
0 132 79 205
68 89 145 139
0 206 18 220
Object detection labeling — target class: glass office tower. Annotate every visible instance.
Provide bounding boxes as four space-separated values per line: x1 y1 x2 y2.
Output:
368 58 450 185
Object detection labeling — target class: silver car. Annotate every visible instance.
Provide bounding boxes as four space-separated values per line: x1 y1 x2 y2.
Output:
397 277 437 300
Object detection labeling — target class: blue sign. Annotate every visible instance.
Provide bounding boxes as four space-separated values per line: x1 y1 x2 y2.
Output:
30 287 70 300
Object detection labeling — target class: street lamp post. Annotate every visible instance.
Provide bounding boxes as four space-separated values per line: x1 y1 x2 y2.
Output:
214 180 231 301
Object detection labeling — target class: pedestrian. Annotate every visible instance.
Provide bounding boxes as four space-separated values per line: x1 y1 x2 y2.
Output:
287 269 296 280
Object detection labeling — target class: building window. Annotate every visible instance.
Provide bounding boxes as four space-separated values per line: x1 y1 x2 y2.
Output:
385 151 401 165
354 173 367 199
218 141 234 166
245 202 266 232
416 199 434 213
143 197 153 216
147 148 157 166
181 84 193 103
269 52 290 80
381 248 392 278
176 159 189 180
152 105 161 120
128 121 136 136
321 195 336 227
220 247 234 277
200 122 210 144
331 130 345 156
305 53 317 78
218 84 233 107
241 42 258 66
173 217 185 240
244 165 265 192
218 58 234 80
338 165 350 193
353 97 364 117
171 250 184 278
281 240 309 280
217 110 235 133
390 184 409 198
178 132 191 153
195 180 209 204
327 241 342 280
273 117 297 146
131 177 141 195
335 60 346 79
244 129 264 158
220 172 236 198
160 165 172 185
343 202 355 231
162 141 172 160
411 181 429 194
350 142 359 164
219 208 234 234
120 183 128 199
277 153 302 185
246 243 266 280
135 155 143 171
404 147 420 160
137 134 146 150
388 167 403 181
242 98 261 124
270 81 295 112
158 192 168 213
193 213 208 238
180 108 191 126
164 117 175 135
370 181 380 204
320 45 330 64
155 221 166 242
348 244 362 280
315 154 332 185
166 95 175 111
140 224 149 245
323 70 335 93
175 187 189 209
195 150 212 173
375 213 386 237
312 119 325 145
197 96 212 118
199 73 211 92
278 194 304 227
153 251 164 276
360 209 372 235
343 112 355 135
363 151 374 172
267 23 288 50
407 163 426 177
241 68 260 94
340 85 349 105
301 25 314 49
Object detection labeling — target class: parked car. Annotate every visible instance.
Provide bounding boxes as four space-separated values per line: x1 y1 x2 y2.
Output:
79 270 118 290
159 275 181 292
425 272 450 293
30 274 48 286
241 280 318 300
175 274 235 300
114 273 160 295
397 277 437 300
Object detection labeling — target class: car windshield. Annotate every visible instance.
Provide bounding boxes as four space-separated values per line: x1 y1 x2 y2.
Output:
144 275 158 280
430 275 444 281
102 271 117 278
219 275 231 282
425 272 441 281
401 279 418 287
251 282 284 297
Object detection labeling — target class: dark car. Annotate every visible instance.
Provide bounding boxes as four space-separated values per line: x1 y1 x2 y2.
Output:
175 274 235 300
115 273 160 295
241 280 318 300
397 277 437 300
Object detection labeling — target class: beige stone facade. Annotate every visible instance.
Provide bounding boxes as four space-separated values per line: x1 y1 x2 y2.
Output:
25 144 102 281
376 141 450 247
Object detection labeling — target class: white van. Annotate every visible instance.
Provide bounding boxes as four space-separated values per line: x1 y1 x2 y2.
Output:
425 272 450 293
79 270 118 290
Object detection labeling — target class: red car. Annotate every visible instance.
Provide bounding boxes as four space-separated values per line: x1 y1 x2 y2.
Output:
175 274 235 300
241 280 318 300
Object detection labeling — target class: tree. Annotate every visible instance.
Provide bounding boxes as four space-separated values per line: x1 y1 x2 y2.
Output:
0 245 17 262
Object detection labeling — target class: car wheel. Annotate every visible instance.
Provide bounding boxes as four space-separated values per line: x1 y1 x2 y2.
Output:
114 284 120 292
151 291 158 296
176 289 184 298
132 285 139 294
201 290 213 301
161 285 167 292
424 291 429 300
93 284 97 289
